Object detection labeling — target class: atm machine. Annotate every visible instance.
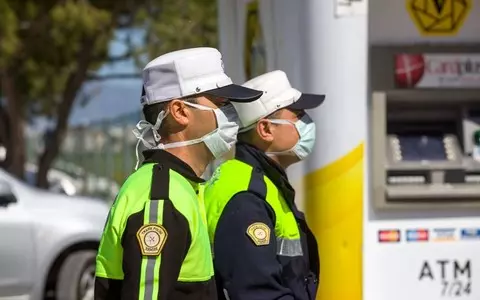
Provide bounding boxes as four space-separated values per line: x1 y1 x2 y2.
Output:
372 90 480 207
365 45 480 300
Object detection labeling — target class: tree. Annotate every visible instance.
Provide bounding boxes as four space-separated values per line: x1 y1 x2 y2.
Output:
0 0 217 188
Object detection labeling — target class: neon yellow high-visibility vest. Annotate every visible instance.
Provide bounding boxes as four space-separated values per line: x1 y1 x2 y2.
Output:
204 159 303 256
96 162 214 296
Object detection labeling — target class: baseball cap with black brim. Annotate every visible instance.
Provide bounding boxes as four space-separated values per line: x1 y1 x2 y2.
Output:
234 70 326 130
287 93 326 110
204 84 263 102
140 47 263 106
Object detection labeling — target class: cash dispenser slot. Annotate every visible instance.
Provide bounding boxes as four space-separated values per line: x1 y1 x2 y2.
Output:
465 171 480 184
371 91 480 210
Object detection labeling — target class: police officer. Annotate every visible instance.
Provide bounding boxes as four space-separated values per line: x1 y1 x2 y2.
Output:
94 47 262 300
203 70 324 300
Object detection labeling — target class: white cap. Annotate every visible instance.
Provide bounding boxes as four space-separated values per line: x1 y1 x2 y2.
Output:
141 47 262 106
233 70 325 128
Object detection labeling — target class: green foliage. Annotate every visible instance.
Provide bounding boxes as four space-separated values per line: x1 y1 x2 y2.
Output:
137 0 218 65
0 0 115 116
0 0 218 117
0 0 19 67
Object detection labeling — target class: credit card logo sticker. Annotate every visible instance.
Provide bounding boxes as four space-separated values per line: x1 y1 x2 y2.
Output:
406 229 429 242
432 228 456 241
378 230 401 243
461 228 480 239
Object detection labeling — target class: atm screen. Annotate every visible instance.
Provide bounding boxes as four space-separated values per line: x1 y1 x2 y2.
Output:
397 135 447 161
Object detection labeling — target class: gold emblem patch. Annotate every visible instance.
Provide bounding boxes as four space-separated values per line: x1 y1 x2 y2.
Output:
246 222 270 246
136 224 168 256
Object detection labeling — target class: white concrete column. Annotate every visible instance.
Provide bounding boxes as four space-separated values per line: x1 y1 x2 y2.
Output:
295 1 368 300
299 0 368 171
217 0 246 83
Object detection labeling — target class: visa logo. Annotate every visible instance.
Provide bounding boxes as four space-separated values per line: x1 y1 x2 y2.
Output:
378 230 401 243
432 228 456 241
461 228 480 239
406 229 429 242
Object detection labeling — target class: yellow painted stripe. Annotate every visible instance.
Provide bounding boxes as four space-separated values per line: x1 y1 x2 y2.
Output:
305 143 364 185
304 142 364 300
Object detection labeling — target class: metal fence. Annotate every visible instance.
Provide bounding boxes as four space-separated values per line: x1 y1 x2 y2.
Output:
26 111 142 199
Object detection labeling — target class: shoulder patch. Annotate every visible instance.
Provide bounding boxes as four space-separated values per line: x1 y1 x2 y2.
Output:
136 224 168 256
246 222 271 246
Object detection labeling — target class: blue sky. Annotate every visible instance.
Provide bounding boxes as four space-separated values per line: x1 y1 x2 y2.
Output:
69 30 144 126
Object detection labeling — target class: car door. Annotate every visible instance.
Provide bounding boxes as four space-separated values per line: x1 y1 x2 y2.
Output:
0 178 35 298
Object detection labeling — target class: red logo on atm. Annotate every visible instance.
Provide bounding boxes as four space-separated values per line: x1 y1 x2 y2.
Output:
395 54 425 88
378 230 401 243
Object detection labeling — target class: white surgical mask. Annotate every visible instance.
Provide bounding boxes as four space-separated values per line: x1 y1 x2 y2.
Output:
132 101 240 169
266 114 316 160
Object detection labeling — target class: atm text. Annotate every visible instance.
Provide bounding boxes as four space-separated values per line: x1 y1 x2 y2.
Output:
419 259 471 297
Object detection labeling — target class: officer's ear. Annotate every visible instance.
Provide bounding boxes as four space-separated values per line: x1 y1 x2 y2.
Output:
256 119 275 143
169 99 190 127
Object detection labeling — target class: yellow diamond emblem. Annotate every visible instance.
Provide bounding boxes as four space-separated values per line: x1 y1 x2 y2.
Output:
407 0 472 36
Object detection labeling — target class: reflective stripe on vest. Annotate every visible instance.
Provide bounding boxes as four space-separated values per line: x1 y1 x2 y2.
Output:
277 237 303 257
203 159 303 257
140 199 164 298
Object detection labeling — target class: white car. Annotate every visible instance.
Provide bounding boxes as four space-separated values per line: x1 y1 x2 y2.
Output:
0 168 110 300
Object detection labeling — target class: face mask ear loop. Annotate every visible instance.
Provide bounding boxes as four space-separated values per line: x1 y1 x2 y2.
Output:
133 121 154 147
182 101 212 111
132 125 150 170
151 110 167 143
265 119 298 157
132 110 168 170
153 106 208 150
134 138 142 170
133 120 156 170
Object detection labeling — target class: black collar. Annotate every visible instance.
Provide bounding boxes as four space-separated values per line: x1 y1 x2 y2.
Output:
235 142 295 200
142 149 204 183
235 142 305 220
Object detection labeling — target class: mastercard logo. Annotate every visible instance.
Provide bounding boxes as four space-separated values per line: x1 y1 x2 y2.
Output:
378 230 401 243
